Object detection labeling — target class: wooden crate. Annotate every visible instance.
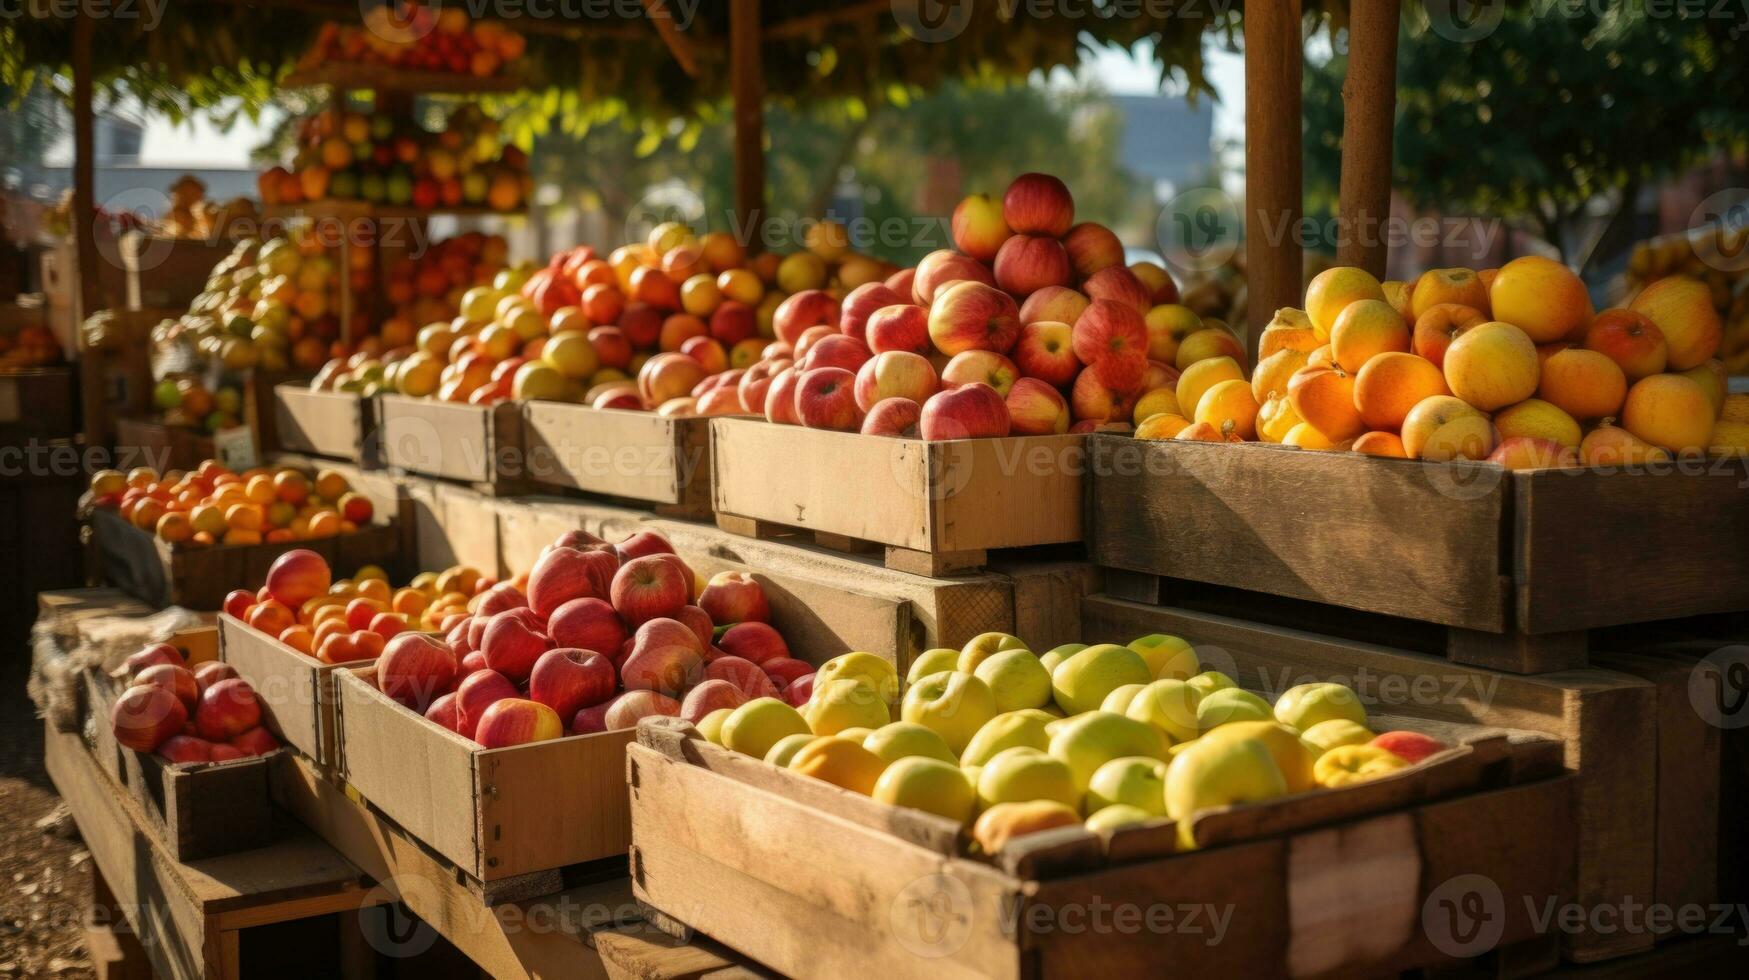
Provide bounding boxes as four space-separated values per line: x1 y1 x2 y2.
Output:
0 365 76 446
120 233 232 311
218 613 371 768
272 384 375 462
629 714 1572 980
334 666 635 902
711 417 1084 576
112 416 217 473
377 393 524 487
520 401 714 517
81 669 278 861
1086 435 1749 673
91 506 402 609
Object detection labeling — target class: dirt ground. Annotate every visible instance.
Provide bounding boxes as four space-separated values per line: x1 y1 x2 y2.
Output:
0 647 95 978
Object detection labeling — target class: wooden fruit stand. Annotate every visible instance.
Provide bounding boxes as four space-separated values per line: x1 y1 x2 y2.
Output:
519 402 718 519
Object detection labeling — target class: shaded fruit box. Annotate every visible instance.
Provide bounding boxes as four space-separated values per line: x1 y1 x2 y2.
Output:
376 393 524 488
81 667 279 861
1085 435 1749 674
92 506 402 610
272 383 378 465
332 665 634 903
710 417 1085 577
218 612 374 768
627 713 1573 980
518 401 718 519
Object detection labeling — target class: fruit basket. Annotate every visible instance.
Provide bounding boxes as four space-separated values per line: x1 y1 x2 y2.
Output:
272 382 376 463
1086 434 1749 673
710 417 1085 576
518 401 717 517
377 392 524 487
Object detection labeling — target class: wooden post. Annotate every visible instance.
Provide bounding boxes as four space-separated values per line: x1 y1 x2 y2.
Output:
730 0 765 248
73 11 104 454
1244 0 1303 363
1337 0 1401 277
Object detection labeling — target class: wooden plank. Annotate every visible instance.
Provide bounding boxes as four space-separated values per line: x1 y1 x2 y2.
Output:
379 394 520 484
925 434 1084 551
1087 436 1509 630
521 401 712 508
1336 0 1400 277
272 385 371 461
219 613 367 768
1243 0 1304 361
986 561 1101 654
407 478 504 576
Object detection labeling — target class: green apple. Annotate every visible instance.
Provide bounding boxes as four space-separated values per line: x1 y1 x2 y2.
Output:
1128 633 1199 680
816 652 900 707
975 747 1080 810
698 707 734 744
906 648 961 684
1051 644 1152 715
722 698 811 759
873 757 976 822
901 672 998 754
1038 643 1085 675
1124 679 1202 744
1196 688 1272 732
862 721 956 764
1274 682 1368 732
763 733 822 768
1187 671 1236 698
1100 684 1147 714
1165 736 1289 833
1202 720 1316 793
803 677 892 735
1086 756 1169 816
1300 718 1375 756
959 709 1052 766
1084 803 1154 833
973 650 1052 712
1048 711 1170 790
958 632 1029 673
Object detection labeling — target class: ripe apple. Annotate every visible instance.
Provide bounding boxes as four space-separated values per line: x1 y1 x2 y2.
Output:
475 698 564 748
134 664 199 711
707 656 782 701
681 679 750 724
801 334 872 374
793 325 837 363
425 694 461 734
1002 172 1074 237
940 350 1019 397
156 735 212 765
609 555 690 629
1073 299 1149 391
378 633 458 711
861 397 924 437
1371 730 1447 764
194 678 262 742
1004 377 1071 435
920 383 1012 440
928 280 1021 356
1070 369 1131 422
839 282 906 342
266 549 331 608
1629 277 1723 370
124 643 184 678
1050 643 1152 715
1019 285 1090 328
951 193 1012 260
771 289 840 345
762 656 813 690
886 267 917 298
1489 255 1592 344
1082 266 1152 316
699 571 770 625
738 358 792 414
1013 320 1079 387
528 648 616 720
794 367 862 431
112 684 188 753
675 604 715 650
456 669 519 739
855 351 939 411
873 757 977 822
1444 320 1540 411
1487 436 1578 470
603 690 682 731
901 671 998 754
1585 307 1669 379
639 352 706 405
620 618 706 697
1621 374 1716 453
866 303 932 355
1410 303 1487 369
1400 395 1496 461
526 546 618 618
482 607 551 682
1062 222 1124 279
992 234 1073 297
719 621 791 665
230 726 280 757
193 661 237 693
763 367 803 424
1130 261 1181 305
912 249 995 305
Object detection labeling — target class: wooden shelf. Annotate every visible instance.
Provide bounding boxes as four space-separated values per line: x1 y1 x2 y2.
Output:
281 62 526 95
261 199 524 222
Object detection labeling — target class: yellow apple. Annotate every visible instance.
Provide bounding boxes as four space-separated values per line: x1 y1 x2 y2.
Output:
861 721 957 764
1085 803 1154 832
1165 737 1289 843
1400 394 1496 461
976 746 1081 809
788 737 888 795
973 649 1053 712
1196 688 1272 732
1273 682 1368 732
1123 679 1202 743
1186 671 1236 698
763 733 822 768
1038 643 1084 675
872 757 976 822
1127 633 1199 680
697 707 734 744
906 648 961 684
1048 711 1171 790
902 672 998 754
1443 321 1540 411
814 651 899 708
1051 644 1153 715
971 800 1081 855
1300 718 1376 756
1086 756 1170 816
1201 721 1317 793
803 677 892 735
721 698 811 759
959 709 1053 766
958 632 1029 672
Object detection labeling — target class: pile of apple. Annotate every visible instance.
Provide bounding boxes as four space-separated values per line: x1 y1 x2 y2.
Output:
1143 258 1749 462
168 233 341 375
352 528 813 748
146 376 245 435
1627 228 1749 376
699 632 1446 855
109 642 280 765
299 5 525 77
261 104 527 213
90 461 375 548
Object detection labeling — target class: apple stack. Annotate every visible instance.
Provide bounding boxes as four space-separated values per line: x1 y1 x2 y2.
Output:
299 5 526 78
109 642 281 765
355 528 815 749
91 461 376 549
172 232 343 375
1147 258 1749 461
700 631 1447 855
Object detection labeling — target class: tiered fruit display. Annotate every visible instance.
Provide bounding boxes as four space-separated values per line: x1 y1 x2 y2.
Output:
699 631 1445 853
0 324 64 369
735 172 1199 439
88 461 376 547
348 527 812 748
297 5 526 78
109 642 281 764
170 233 343 374
1136 258 1748 462
1625 227 1749 375
147 376 244 434
260 104 528 213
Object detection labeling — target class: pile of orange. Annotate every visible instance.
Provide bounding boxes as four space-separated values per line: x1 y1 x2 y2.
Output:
89 460 376 547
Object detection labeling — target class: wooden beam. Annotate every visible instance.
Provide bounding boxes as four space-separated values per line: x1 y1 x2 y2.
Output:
1337 0 1401 277
764 0 891 39
640 0 700 77
72 11 99 320
730 0 766 242
1243 0 1304 364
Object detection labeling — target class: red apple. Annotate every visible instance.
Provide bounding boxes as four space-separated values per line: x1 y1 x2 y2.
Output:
529 648 617 720
193 661 238 693
681 335 728 374
783 673 816 707
223 590 255 621
207 744 246 762
620 618 706 697
230 726 280 757
610 555 690 627
1371 731 1447 764
527 546 619 618
861 397 924 437
940 350 1019 397
709 301 756 345
866 304 932 356
855 351 939 411
547 596 628 655
425 693 461 734
112 685 188 753
761 657 814 689
603 690 681 731
194 678 261 742
460 650 487 674
912 249 995 305
1073 299 1149 391
379 633 458 710
475 582 528 620
265 549 331 608
1141 360 1181 394
840 282 906 342
617 302 662 348
1072 369 1132 422
698 571 769 625
885 267 917 299
639 352 707 406
1584 308 1669 380
1014 320 1080 387
920 383 1012 440
1003 173 1074 237
675 604 715 650
681 679 749 723
951 193 1013 260
475 698 564 748
1083 266 1152 316
764 367 803 425
1019 285 1091 327
481 607 552 682
928 280 1021 356
593 387 643 411
1062 222 1124 278
1006 377 1072 435
456 669 519 739
156 735 212 765
718 621 790 665
135 664 199 711
801 334 872 374
124 643 184 678
993 234 1073 297
616 530 675 560
772 289 840 345
1131 261 1181 305
794 367 862 431
588 325 633 369
706 655 781 700
738 358 792 416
